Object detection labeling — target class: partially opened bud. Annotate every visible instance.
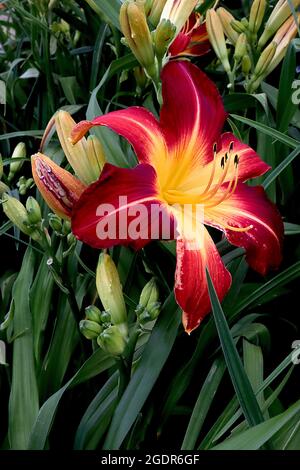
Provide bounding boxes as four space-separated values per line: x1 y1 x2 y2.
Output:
160 0 198 35
96 253 127 329
234 33 248 62
258 0 300 49
55 111 102 185
97 324 128 356
148 0 167 26
217 7 239 45
206 9 231 74
31 153 86 220
8 142 26 182
79 319 103 340
2 194 40 241
26 196 42 224
249 0 266 35
120 1 155 73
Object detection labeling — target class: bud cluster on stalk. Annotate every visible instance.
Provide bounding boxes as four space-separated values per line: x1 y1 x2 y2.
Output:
119 0 198 89
206 0 300 93
79 254 129 357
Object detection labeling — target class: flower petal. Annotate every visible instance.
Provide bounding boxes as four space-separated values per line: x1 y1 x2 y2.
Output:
205 183 284 275
160 61 226 167
71 163 176 250
175 227 231 334
70 107 168 170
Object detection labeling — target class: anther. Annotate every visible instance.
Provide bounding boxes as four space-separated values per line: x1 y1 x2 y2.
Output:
213 142 217 154
234 154 239 167
225 152 229 162
221 157 225 169
229 141 234 152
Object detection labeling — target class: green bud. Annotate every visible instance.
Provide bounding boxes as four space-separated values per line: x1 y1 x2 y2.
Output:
147 301 161 320
231 19 246 34
25 178 34 189
26 196 42 224
85 305 102 324
234 33 247 63
242 54 252 75
79 319 103 340
96 253 127 327
49 213 63 233
67 232 76 247
139 278 159 311
2 194 40 241
154 18 176 59
139 310 152 325
97 324 128 356
62 219 72 236
8 142 26 181
100 311 111 324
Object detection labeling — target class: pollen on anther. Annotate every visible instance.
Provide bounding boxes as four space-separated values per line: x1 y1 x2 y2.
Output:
221 156 225 169
229 141 234 152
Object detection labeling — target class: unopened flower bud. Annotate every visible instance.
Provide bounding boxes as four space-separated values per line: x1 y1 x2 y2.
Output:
206 9 231 74
264 14 300 75
86 135 106 177
97 324 128 356
8 142 26 181
249 0 266 35
100 311 111 324
96 253 127 329
2 194 40 241
0 181 9 196
147 0 167 27
49 213 63 233
217 8 239 45
85 305 102 324
138 278 159 311
133 66 148 90
79 319 103 340
120 1 156 74
258 0 300 49
55 111 103 185
67 232 76 247
31 153 86 220
154 18 176 58
234 33 248 63
26 196 42 224
231 19 247 34
242 54 252 75
253 40 277 77
62 219 71 235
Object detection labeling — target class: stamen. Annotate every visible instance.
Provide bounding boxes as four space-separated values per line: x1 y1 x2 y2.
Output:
221 156 225 169
229 141 234 152
220 223 253 233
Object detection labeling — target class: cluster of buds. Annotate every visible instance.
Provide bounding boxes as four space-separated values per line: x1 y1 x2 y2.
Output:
1 194 42 242
31 110 106 220
120 0 209 89
135 277 161 325
79 253 129 356
206 1 300 92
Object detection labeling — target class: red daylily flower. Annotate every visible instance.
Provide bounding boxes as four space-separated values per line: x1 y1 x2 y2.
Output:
70 61 283 333
169 13 211 57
